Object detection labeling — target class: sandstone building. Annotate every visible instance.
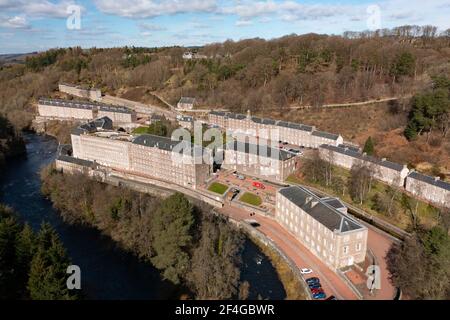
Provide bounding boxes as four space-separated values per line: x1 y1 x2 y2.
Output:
405 171 450 208
209 110 343 148
70 118 212 189
318 144 409 187
38 98 136 123
223 140 299 182
276 186 368 269
59 83 102 101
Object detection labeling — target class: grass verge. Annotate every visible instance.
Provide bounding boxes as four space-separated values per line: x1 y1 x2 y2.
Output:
208 182 228 195
239 192 262 206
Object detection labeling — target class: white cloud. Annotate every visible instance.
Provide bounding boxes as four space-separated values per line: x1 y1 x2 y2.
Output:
0 0 79 18
138 22 166 31
235 19 253 27
93 0 217 18
0 15 30 29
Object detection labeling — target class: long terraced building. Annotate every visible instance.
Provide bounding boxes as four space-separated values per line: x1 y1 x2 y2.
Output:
209 110 343 148
38 98 137 124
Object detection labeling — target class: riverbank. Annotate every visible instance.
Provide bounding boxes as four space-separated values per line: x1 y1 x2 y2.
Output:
40 161 286 299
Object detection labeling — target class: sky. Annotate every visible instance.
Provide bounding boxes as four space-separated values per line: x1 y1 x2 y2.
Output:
0 0 449 54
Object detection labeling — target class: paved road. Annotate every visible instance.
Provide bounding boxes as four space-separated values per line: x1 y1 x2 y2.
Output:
363 223 397 300
219 204 359 300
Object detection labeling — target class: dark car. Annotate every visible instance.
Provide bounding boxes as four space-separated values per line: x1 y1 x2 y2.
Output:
310 288 324 294
325 295 337 300
308 283 321 289
306 277 320 284
313 292 327 299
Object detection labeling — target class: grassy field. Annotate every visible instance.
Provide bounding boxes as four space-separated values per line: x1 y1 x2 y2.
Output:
208 182 228 195
239 192 263 206
132 126 151 134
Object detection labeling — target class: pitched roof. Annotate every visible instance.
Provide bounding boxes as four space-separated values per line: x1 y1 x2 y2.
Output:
57 155 95 167
226 140 295 161
312 130 340 140
99 104 133 114
408 171 450 191
39 98 130 113
178 97 196 104
278 186 364 233
71 117 113 135
320 144 406 172
132 134 204 157
209 111 227 116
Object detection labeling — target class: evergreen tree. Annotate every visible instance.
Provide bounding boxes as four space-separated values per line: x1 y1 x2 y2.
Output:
150 193 194 284
0 214 21 299
15 224 36 298
363 136 375 156
27 223 77 300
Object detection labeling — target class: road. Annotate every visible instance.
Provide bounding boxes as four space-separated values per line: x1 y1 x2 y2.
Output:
219 204 359 300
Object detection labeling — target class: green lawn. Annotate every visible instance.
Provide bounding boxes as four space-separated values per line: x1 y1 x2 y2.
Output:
239 192 262 206
208 182 228 195
132 126 151 134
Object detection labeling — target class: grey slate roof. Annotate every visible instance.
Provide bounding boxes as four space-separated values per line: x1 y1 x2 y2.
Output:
251 117 262 124
99 105 133 114
178 97 196 104
227 113 246 120
312 130 340 140
226 140 295 161
57 155 95 167
132 134 204 156
279 186 364 233
39 98 131 114
178 115 193 122
209 110 227 116
408 171 450 191
338 144 360 152
71 116 113 135
320 144 406 172
262 118 276 125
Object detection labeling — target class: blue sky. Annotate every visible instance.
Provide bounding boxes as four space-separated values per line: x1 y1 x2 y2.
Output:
0 0 449 54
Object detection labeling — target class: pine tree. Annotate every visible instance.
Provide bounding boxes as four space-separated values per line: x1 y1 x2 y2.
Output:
0 215 21 299
27 223 77 300
363 136 375 156
150 193 194 284
15 223 36 298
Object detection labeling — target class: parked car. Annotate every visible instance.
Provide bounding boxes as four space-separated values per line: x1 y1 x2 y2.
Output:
310 288 324 294
232 171 237 176
325 295 337 300
306 277 320 284
300 268 313 274
308 283 321 289
237 175 245 180
252 181 266 189
312 292 327 299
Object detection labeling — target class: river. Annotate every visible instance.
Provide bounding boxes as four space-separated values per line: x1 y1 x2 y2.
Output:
0 133 286 300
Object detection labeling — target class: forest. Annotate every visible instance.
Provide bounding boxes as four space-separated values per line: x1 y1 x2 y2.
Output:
40 165 250 300
1 25 449 130
0 205 78 300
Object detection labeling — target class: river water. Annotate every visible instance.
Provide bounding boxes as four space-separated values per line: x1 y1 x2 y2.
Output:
0 133 286 300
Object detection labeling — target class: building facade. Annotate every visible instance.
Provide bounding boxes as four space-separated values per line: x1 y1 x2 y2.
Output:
318 144 409 187
59 83 102 101
177 97 196 110
223 140 299 182
70 120 212 189
97 105 137 124
405 171 450 208
208 110 343 148
38 98 96 120
276 186 368 270
177 115 194 130
38 98 136 123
